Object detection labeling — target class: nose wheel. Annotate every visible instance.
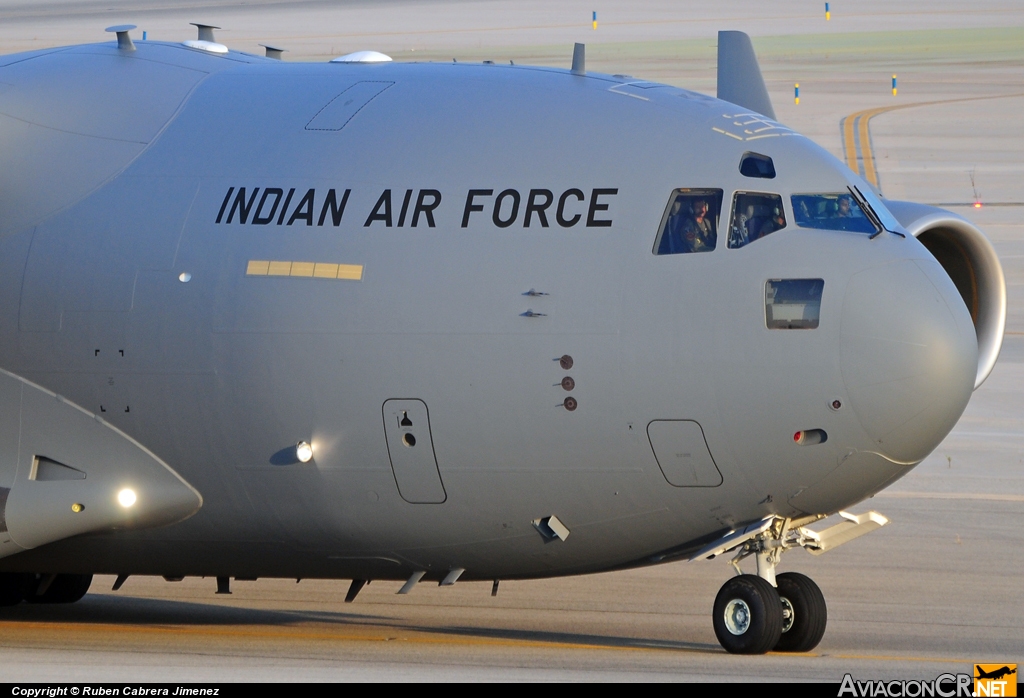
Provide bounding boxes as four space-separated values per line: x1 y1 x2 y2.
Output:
713 574 783 654
712 572 827 654
774 572 827 652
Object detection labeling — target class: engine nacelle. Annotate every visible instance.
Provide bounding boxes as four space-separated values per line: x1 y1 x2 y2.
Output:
884 200 1006 388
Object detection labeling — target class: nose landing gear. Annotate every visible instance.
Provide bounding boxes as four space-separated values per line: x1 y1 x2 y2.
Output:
697 511 887 654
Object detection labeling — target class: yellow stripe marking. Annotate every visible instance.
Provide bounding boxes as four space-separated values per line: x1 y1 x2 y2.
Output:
0 619 987 665
246 260 270 275
712 127 744 141
290 261 315 277
248 260 364 281
841 92 1024 188
875 491 1024 502
843 113 858 172
313 262 339 278
337 263 364 280
267 260 292 276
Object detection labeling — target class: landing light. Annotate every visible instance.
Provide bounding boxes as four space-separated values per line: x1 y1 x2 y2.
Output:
295 441 313 463
118 488 137 508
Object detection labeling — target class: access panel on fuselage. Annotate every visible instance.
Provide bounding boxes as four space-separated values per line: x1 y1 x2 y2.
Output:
647 420 723 487
382 399 446 503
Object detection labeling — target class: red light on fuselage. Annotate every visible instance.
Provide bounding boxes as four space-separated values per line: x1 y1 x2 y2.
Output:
974 201 983 208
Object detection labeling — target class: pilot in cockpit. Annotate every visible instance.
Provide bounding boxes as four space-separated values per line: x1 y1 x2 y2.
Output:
755 205 787 239
683 198 716 252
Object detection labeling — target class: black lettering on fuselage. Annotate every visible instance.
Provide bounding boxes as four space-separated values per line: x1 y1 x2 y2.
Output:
365 189 393 226
252 188 283 225
412 190 441 227
225 187 260 224
556 188 584 227
287 189 315 226
215 187 235 224
462 189 493 228
586 188 618 227
318 189 351 226
524 189 553 227
397 189 413 227
493 189 521 228
277 188 296 225
216 185 613 228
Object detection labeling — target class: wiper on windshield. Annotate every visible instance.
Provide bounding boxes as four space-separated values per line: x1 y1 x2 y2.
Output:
850 185 906 239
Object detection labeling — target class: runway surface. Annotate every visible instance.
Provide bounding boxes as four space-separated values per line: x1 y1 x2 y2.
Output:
0 0 1022 683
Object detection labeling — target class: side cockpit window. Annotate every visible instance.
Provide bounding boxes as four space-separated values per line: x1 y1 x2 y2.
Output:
728 192 786 249
791 193 877 234
654 189 723 255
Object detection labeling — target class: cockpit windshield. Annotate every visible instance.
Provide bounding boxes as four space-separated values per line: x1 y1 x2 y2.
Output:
791 193 878 234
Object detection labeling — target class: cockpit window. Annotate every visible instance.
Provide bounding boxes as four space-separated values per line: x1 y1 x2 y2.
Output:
739 152 776 179
791 193 878 234
654 189 723 255
728 192 786 249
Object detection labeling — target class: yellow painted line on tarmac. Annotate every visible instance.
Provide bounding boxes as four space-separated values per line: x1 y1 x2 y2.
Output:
0 620 682 654
843 115 859 173
841 92 1024 190
0 620 993 665
832 653 976 665
874 491 1024 502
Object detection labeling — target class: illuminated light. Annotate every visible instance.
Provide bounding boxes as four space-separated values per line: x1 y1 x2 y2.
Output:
71 502 84 513
974 201 983 208
178 272 192 283
118 488 137 508
296 441 313 463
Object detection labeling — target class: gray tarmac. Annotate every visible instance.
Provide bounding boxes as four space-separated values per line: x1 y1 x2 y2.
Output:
0 0 1022 683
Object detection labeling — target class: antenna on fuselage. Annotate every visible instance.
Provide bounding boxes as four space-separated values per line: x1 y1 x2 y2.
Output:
571 43 585 75
190 23 221 42
717 31 775 120
260 44 287 60
105 25 137 52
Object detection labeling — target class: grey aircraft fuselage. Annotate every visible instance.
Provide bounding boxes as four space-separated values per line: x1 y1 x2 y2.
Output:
0 39 990 583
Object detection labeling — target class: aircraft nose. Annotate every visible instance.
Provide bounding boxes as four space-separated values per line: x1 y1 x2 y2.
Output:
840 258 977 463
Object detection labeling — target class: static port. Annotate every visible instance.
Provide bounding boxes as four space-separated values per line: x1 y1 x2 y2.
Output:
563 397 578 411
403 433 416 447
561 376 575 391
559 355 574 370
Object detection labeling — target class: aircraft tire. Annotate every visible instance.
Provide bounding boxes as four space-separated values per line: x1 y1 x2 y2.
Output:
0 573 28 607
712 574 783 654
774 572 827 652
24 574 93 604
